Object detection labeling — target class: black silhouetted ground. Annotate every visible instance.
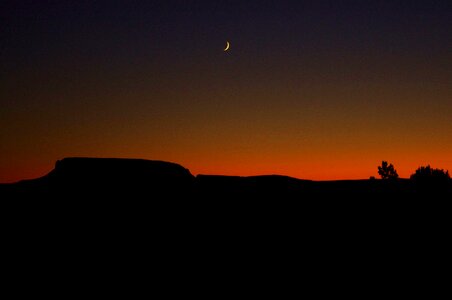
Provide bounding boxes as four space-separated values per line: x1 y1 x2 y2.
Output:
1 157 451 199
2 157 449 286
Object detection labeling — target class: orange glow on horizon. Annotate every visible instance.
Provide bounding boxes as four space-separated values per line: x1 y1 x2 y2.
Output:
2 148 451 183
2 2 451 185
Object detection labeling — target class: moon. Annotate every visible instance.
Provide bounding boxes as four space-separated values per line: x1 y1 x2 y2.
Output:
224 41 230 51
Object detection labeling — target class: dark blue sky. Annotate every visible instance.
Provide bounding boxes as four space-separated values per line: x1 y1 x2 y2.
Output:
2 0 450 74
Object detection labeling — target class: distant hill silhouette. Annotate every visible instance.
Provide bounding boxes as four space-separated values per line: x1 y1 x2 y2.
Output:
1 157 194 197
1 157 451 199
2 157 449 280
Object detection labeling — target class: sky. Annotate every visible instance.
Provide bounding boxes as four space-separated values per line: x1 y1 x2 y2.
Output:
1 0 451 182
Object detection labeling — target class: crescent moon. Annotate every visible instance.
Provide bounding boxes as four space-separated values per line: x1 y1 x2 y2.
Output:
224 41 230 51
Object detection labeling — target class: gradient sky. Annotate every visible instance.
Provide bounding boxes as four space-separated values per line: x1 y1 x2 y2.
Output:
1 0 451 182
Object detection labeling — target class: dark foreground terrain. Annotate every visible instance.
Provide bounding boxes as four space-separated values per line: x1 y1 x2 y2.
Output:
1 157 451 199
1 158 448 289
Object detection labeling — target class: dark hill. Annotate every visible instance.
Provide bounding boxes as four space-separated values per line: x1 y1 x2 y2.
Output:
1 157 194 197
50 157 194 185
195 175 312 198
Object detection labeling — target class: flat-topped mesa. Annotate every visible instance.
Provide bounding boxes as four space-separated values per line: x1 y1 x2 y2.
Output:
52 157 193 181
0 157 196 197
44 157 195 196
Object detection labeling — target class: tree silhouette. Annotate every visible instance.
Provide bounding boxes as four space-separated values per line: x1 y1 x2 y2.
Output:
410 165 450 183
378 161 399 180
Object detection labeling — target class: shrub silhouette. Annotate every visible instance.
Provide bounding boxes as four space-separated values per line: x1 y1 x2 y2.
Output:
410 165 450 184
378 161 398 180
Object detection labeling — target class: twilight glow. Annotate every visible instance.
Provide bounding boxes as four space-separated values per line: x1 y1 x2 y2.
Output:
1 1 451 182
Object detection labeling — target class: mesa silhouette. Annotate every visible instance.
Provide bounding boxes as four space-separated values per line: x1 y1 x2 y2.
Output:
2 157 451 198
